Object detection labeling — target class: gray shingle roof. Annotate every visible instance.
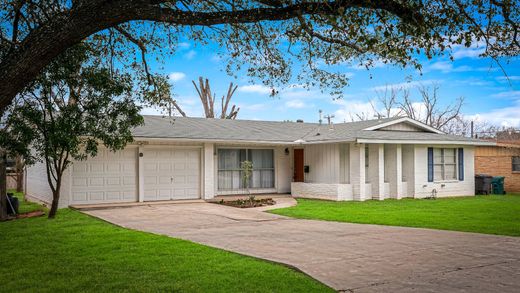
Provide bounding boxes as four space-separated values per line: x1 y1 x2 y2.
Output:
132 115 488 144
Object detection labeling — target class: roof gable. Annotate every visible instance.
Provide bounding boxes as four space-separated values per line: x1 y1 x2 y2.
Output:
362 117 444 134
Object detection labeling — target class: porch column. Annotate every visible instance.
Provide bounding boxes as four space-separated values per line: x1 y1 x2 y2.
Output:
368 144 385 200
203 143 215 200
350 143 366 201
395 144 403 199
387 144 403 199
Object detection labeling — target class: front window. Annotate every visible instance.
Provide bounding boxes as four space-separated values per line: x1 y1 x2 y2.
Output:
513 156 520 172
433 148 457 181
218 149 274 190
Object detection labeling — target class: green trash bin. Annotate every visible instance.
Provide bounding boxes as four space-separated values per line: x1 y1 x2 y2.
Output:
491 176 505 195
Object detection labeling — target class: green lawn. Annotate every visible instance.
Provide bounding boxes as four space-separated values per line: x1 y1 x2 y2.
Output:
1 193 331 293
271 195 520 236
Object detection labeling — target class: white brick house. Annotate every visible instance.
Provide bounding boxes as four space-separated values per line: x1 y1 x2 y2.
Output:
25 116 493 207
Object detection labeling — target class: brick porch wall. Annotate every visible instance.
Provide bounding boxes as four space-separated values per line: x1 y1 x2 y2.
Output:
475 145 520 193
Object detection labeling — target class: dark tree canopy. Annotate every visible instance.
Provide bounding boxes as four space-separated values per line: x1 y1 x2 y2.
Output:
0 0 518 110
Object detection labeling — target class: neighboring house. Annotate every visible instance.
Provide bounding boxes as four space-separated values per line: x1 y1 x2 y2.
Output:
25 116 492 207
475 141 520 193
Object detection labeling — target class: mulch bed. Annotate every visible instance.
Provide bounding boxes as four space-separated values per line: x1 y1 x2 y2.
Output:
216 198 276 208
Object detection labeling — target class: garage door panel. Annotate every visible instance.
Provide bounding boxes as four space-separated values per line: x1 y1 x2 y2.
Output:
144 176 157 184
90 163 104 172
144 147 200 201
73 177 88 187
144 163 157 171
89 177 104 186
106 191 121 200
70 147 138 204
89 191 104 201
106 163 121 172
159 176 171 184
106 177 120 185
73 163 88 173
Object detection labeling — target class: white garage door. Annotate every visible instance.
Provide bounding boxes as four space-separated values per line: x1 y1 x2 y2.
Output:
71 147 138 204
143 148 201 201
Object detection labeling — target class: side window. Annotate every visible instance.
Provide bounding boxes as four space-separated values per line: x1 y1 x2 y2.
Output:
513 156 520 172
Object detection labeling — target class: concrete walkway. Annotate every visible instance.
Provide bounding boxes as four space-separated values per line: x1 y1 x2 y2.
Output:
84 200 520 292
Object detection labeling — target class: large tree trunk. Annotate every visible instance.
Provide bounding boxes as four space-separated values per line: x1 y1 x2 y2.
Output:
0 149 7 220
48 189 60 219
15 156 24 192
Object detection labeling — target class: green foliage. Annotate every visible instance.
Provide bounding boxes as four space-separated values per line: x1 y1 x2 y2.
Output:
271 195 520 236
0 43 144 215
1 43 143 167
241 160 253 189
1 1 517 103
0 198 331 292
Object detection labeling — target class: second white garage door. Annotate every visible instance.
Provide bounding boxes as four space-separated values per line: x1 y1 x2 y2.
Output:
143 147 201 201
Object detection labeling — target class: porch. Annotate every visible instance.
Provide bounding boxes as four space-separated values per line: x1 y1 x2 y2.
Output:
291 143 414 201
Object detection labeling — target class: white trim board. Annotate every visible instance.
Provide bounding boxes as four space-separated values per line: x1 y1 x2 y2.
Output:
356 138 496 146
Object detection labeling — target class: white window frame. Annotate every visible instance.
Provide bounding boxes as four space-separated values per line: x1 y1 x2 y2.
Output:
433 148 458 182
513 156 520 172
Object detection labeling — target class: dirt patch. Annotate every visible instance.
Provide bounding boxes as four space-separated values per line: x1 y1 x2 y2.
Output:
16 211 45 219
215 198 276 208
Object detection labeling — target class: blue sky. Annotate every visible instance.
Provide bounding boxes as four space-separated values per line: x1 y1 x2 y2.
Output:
142 40 520 128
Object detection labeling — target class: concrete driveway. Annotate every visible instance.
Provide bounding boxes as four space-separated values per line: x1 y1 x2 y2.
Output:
84 201 520 292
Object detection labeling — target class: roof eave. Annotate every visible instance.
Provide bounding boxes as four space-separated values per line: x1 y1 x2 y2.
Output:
356 138 496 146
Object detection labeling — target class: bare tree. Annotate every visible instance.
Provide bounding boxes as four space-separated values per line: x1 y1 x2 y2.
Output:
352 84 466 134
178 77 240 119
372 86 404 119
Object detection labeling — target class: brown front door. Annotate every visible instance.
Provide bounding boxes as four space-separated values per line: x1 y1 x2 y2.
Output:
294 149 304 182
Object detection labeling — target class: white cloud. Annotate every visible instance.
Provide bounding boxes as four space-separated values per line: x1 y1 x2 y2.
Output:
285 99 310 109
240 103 267 111
466 100 520 128
333 99 377 122
238 84 273 95
497 76 520 82
490 91 520 99
178 42 190 49
452 46 486 59
168 72 186 82
371 79 442 92
428 61 473 73
184 50 196 60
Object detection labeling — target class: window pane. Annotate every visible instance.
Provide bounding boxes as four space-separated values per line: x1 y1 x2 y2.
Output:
445 164 457 180
251 170 261 188
250 149 273 169
218 149 240 170
434 148 443 163
218 171 240 190
260 170 274 188
434 164 443 180
444 148 456 163
513 157 520 171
